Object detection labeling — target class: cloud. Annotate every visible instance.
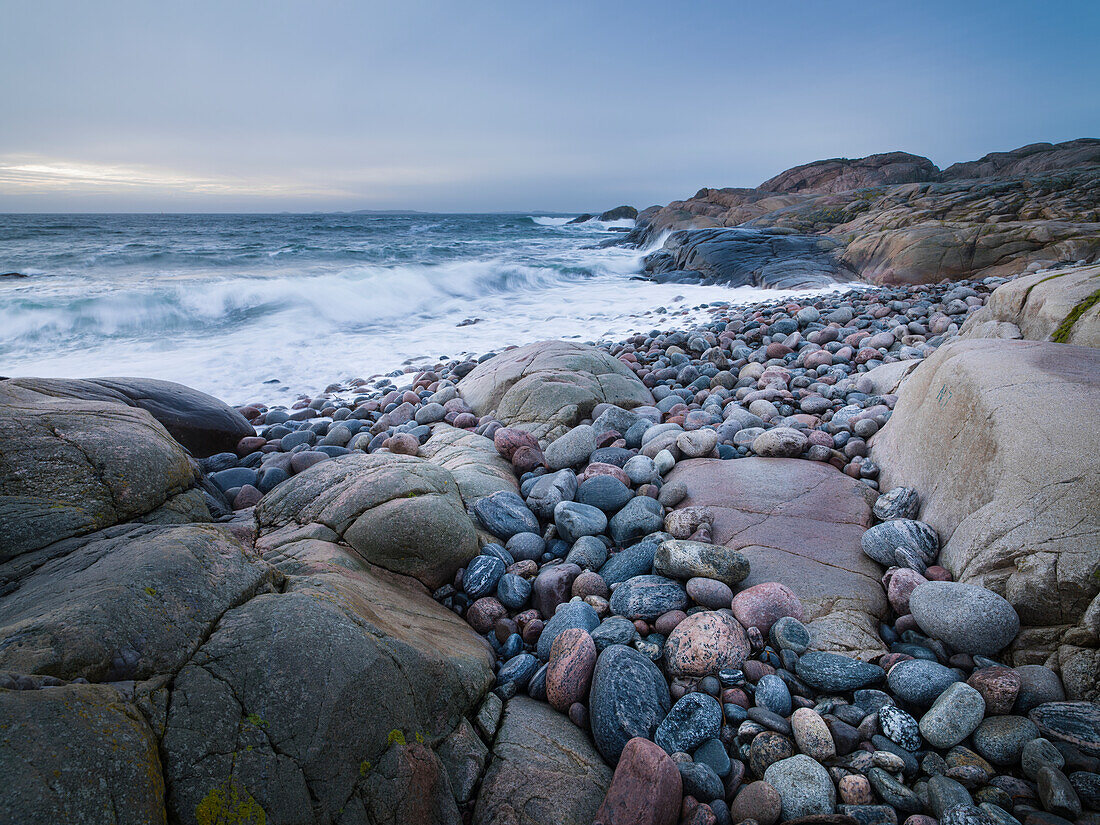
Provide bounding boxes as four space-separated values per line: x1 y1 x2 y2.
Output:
0 155 472 201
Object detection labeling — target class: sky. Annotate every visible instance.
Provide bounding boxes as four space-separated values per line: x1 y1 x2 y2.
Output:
1 0 1098 213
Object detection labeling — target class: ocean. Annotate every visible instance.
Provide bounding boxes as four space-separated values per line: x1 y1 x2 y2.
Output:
0 213 836 404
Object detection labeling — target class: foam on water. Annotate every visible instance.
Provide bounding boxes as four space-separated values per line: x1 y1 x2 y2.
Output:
0 213 841 403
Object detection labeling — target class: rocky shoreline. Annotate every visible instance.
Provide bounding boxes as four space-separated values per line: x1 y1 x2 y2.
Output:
1 264 1099 821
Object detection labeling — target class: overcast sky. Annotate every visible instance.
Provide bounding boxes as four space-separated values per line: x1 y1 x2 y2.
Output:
1 0 1097 213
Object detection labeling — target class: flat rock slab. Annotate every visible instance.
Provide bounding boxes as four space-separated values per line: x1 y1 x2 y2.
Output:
473 696 612 825
666 457 883 619
420 423 519 504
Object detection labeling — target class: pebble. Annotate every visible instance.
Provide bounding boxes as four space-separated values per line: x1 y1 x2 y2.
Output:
536 601 600 660
545 424 597 470
608 496 666 544
593 736 683 825
655 692 723 755
919 682 987 749
791 707 836 761
730 781 783 825
554 500 609 543
546 628 597 712
565 535 609 570
967 666 1022 715
679 760 725 803
909 581 1020 656
472 491 541 539
873 487 921 521
970 715 1039 766
755 674 793 716
879 704 923 751
608 575 689 621
665 611 750 677
730 582 804 633
1036 766 1081 820
653 539 750 587
763 754 837 819
751 427 809 458
749 731 796 777
589 644 671 764
577 475 634 512
887 657 961 707
686 577 734 609
464 554 506 599
861 519 939 566
1028 701 1100 757
795 652 885 692
769 616 811 653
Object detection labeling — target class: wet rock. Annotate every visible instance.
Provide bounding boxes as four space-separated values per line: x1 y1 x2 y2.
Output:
546 628 597 712
731 582 804 633
655 692 723 755
796 652 885 692
589 645 671 764
609 575 688 621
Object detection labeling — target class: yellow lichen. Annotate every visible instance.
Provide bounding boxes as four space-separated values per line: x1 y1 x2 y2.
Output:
195 780 267 825
386 729 406 746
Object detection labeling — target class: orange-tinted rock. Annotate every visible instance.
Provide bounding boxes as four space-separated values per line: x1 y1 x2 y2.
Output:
546 628 597 712
664 611 750 678
593 737 682 825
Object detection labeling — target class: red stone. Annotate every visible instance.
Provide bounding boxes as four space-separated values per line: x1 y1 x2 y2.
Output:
465 597 506 634
925 565 953 581
664 611 750 678
511 445 546 474
592 738 682 825
967 666 1022 715
546 628 597 712
236 436 266 456
532 563 581 619
730 582 804 634
233 484 262 509
578 462 631 486
887 568 927 615
494 427 541 460
654 610 688 636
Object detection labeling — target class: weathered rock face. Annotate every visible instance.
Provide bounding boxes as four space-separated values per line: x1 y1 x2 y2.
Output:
758 151 940 195
256 451 478 589
458 341 654 443
621 139 1100 286
0 683 167 825
959 264 1100 347
0 381 199 559
419 422 519 504
665 457 887 659
873 339 1100 699
0 522 269 681
473 696 612 825
5 376 254 458
642 227 859 289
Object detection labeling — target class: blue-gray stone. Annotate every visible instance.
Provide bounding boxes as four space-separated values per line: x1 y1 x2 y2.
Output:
608 496 665 545
589 644 671 764
525 469 577 520
770 616 810 653
257 466 289 493
472 491 540 539
500 633 523 659
598 533 666 585
655 692 722 755
608 575 687 621
886 657 960 708
279 429 317 450
505 532 545 562
755 674 793 717
527 663 548 701
795 652 885 692
536 601 600 660
590 446 633 467
873 487 920 521
879 704 922 751
861 519 939 566
496 653 538 689
591 616 638 652
678 760 724 803
577 475 634 513
694 737 732 778
565 535 609 570
909 581 1021 657
463 555 505 600
209 467 259 492
553 501 608 543
480 543 515 566
496 573 532 611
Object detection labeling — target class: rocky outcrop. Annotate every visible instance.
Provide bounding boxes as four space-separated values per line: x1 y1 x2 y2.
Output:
625 139 1099 286
642 227 858 289
256 451 479 589
4 376 253 457
473 697 612 825
0 682 167 825
959 263 1100 346
419 423 519 504
873 339 1100 698
0 380 201 559
665 458 887 659
598 205 638 222
757 151 939 195
459 341 654 443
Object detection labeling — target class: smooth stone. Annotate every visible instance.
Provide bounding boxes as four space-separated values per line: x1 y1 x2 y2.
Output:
609 575 688 621
608 497 665 544
887 658 961 708
694 737 732 779
664 611 750 678
971 716 1040 766
929 774 975 818
537 601 600 660
472 491 540 539
655 692 723 755
545 424 597 470
589 645 671 764
591 616 638 652
731 781 783 825
919 682 987 750
593 736 683 825
686 577 735 609
497 652 539 688
755 674 793 717
532 563 582 619
546 628 598 712
1068 772 1100 811
1013 666 1065 714
752 427 809 458
791 707 836 761
566 535 610 570
867 767 923 815
763 754 837 819
679 760 725 803
598 533 666 586
464 554 506 600
496 573 532 611
526 469 578 520
578 475 634 513
879 704 922 751
748 731 796 778
554 501 609 543
968 667 1022 716
1022 738 1066 780
873 487 920 521
770 616 811 654
730 581 804 633
506 532 546 562
677 429 719 459
909 582 1020 656
1029 702 1100 757
861 519 939 566
623 454 658 485
795 652 885 692
653 540 750 587
1036 766 1081 820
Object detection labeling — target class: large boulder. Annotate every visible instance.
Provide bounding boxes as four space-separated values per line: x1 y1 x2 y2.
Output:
873 339 1100 698
0 381 198 559
162 551 494 825
419 423 519 504
0 683 167 825
473 697 612 825
959 264 1100 347
458 341 654 443
0 523 270 681
643 227 858 289
4 376 254 457
665 457 886 659
758 151 939 194
256 452 478 589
